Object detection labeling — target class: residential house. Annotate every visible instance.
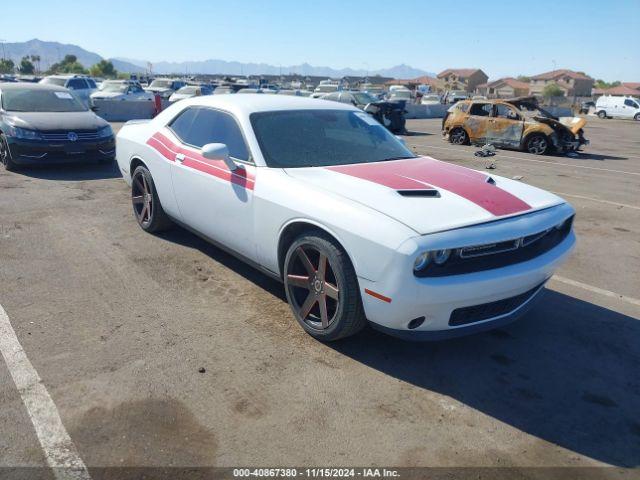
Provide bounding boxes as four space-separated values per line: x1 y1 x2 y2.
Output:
593 83 640 97
385 75 442 93
436 68 488 93
528 69 594 97
475 77 530 98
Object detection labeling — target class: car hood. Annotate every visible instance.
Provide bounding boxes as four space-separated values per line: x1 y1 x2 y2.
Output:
91 91 125 99
284 157 565 234
4 111 108 131
533 115 586 135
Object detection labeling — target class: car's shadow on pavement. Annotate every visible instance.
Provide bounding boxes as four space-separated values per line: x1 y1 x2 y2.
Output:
155 226 640 467
329 289 640 467
12 161 122 181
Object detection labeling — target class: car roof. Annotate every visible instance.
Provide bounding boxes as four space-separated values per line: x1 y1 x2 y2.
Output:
178 94 357 116
0 82 69 92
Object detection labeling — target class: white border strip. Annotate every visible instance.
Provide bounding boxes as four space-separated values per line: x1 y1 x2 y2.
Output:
0 304 91 480
552 276 640 307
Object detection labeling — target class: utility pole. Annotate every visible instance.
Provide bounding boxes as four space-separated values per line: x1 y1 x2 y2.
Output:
0 39 6 61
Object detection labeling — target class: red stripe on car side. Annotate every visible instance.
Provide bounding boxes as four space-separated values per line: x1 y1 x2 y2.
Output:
328 157 530 216
146 132 255 190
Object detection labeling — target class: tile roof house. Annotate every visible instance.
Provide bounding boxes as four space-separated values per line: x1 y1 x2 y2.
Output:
436 68 488 93
528 69 594 97
475 77 530 98
593 84 640 97
385 75 442 92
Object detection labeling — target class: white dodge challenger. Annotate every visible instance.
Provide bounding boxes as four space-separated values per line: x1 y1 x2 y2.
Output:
116 95 575 341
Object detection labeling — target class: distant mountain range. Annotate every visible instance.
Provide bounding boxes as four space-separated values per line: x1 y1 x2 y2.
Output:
3 39 434 79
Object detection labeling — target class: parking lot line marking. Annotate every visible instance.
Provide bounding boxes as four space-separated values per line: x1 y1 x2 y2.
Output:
551 276 640 307
0 303 91 480
417 144 640 177
549 191 640 211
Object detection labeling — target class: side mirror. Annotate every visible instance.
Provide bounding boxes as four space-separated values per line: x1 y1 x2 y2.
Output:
201 143 238 171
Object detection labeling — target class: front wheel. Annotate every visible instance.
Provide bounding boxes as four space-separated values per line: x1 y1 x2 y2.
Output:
131 165 173 233
449 127 469 145
634 113 640 121
284 233 366 341
0 134 18 171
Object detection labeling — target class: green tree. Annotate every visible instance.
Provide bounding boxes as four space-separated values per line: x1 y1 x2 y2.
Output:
48 55 87 74
30 55 41 74
594 79 621 90
516 75 531 82
0 58 15 74
89 60 117 78
18 56 35 75
543 82 565 99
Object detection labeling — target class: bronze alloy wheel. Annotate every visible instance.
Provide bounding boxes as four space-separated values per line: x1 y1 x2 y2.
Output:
132 169 153 228
285 244 341 331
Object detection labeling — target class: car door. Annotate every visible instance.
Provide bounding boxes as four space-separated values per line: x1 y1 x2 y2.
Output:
487 103 524 148
464 102 493 144
165 106 257 260
623 98 638 118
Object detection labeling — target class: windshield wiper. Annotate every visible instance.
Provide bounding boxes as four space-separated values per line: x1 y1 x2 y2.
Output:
381 155 416 162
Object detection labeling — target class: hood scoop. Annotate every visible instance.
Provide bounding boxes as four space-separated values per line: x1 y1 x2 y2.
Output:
397 189 440 198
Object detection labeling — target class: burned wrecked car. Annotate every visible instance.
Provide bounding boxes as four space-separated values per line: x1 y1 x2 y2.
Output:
322 91 407 134
442 97 588 155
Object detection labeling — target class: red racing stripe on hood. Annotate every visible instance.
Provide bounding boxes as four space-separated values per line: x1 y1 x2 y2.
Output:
327 157 531 216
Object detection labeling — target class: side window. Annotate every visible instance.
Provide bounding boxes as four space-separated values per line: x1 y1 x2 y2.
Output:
168 107 200 142
86 79 97 88
324 92 340 102
171 108 250 161
624 99 638 108
469 103 492 116
339 93 354 104
494 104 519 120
67 78 86 90
457 102 469 113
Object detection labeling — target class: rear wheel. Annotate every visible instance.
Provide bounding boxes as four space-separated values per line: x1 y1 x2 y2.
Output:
449 127 469 145
131 165 172 233
597 110 607 119
284 233 366 341
525 134 549 155
0 134 18 171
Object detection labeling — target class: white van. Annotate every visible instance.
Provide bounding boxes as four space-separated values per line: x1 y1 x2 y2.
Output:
595 95 640 120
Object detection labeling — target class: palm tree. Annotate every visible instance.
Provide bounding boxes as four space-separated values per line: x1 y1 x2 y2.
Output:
30 55 41 74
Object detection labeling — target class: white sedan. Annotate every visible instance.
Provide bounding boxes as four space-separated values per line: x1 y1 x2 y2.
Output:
116 95 575 341
91 80 154 102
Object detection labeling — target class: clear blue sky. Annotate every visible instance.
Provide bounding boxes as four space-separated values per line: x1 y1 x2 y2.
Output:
3 0 639 81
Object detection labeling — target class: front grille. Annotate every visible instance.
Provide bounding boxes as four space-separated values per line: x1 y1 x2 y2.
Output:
449 282 545 326
41 131 100 141
416 215 573 277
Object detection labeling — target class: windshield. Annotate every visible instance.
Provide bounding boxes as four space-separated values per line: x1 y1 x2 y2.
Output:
177 86 197 94
40 77 67 87
149 79 173 89
250 109 415 168
1 88 87 112
353 92 377 104
391 90 411 99
101 82 128 93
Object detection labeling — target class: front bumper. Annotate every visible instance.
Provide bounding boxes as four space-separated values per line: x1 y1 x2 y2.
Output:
358 205 576 340
6 136 115 165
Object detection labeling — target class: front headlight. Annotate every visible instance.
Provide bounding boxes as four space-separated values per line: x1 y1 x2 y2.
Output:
413 252 431 272
433 249 451 265
11 126 42 140
97 125 113 138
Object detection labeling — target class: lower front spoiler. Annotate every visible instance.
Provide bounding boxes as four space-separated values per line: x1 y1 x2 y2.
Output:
369 283 546 342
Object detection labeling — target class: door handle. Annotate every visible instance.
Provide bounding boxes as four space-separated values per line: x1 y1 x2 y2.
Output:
175 153 185 163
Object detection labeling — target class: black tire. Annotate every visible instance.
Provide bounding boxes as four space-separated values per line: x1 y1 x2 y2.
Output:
525 133 549 155
131 165 172 233
0 134 18 171
283 232 366 341
449 127 469 145
634 113 640 121
597 110 607 119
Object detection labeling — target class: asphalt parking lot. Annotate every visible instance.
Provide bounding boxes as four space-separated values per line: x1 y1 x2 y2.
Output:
0 117 639 474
